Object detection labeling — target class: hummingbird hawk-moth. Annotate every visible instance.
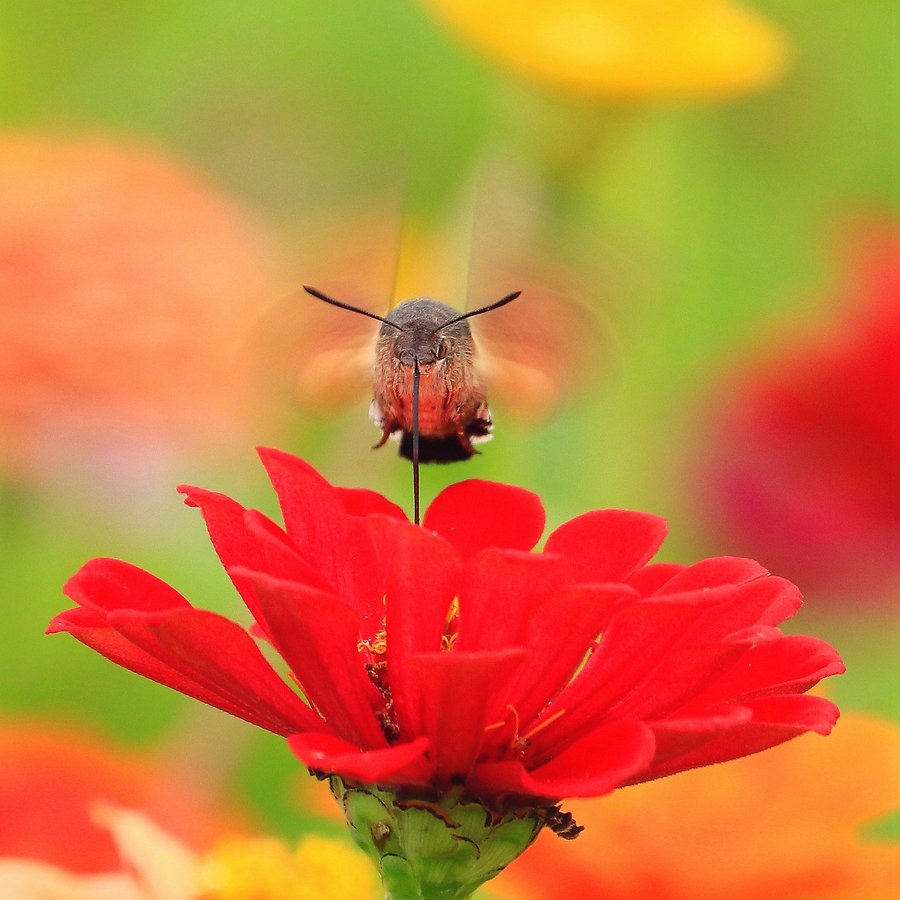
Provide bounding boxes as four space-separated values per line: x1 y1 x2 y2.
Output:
303 285 520 521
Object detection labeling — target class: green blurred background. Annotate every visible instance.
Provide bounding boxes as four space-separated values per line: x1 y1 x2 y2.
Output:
0 0 897 843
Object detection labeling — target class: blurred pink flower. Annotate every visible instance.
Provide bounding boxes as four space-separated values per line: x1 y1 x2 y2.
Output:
698 224 900 601
0 134 276 481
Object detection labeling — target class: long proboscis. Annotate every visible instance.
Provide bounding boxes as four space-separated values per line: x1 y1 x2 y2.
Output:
412 357 421 525
303 285 402 330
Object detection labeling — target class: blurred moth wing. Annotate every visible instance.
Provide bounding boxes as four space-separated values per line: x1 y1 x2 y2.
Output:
259 208 403 412
469 269 602 423
268 201 603 438
289 293 380 410
284 275 599 425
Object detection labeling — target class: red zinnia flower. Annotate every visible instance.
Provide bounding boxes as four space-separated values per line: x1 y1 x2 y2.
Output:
50 450 843 805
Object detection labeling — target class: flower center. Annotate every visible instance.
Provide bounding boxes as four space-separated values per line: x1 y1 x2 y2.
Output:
357 597 461 742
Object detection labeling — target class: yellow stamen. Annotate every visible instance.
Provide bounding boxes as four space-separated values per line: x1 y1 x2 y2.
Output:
442 597 460 652
517 709 567 748
485 704 519 736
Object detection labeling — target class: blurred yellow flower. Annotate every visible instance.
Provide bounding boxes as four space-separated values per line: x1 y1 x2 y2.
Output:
490 714 900 900
419 0 790 100
198 834 378 900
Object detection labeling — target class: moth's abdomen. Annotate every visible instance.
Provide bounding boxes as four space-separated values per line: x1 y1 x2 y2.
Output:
398 412 492 463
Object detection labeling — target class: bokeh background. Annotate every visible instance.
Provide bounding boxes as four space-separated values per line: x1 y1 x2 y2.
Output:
1 0 897 889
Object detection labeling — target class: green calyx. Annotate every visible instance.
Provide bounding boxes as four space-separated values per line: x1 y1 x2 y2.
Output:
330 778 546 900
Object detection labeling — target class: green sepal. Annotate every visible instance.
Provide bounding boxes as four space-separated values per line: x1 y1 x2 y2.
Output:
331 779 545 900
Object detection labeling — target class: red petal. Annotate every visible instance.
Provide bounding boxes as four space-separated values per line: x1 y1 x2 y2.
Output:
634 706 753 768
626 562 685 596
544 510 667 584
473 720 655 800
654 556 769 594
680 634 845 711
256 449 386 622
256 448 350 594
230 569 386 749
288 733 432 787
176 485 328 619
456 549 570 652
604 639 755 722
368 517 461 738
49 607 319 736
335 487 406 520
423 480 545 558
342 516 390 631
523 585 738 759
638 694 840 783
529 577 807 757
508 584 634 729
683 576 803 643
113 608 324 730
407 649 525 783
63 558 191 613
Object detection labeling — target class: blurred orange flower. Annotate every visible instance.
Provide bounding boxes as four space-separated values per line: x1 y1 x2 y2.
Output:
491 714 900 900
418 0 789 100
0 134 276 480
0 720 230 873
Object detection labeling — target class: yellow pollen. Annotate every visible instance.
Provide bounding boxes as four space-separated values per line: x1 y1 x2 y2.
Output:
196 834 378 900
358 627 388 658
442 597 460 651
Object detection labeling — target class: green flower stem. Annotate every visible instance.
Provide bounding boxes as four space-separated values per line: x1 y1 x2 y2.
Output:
331 779 545 900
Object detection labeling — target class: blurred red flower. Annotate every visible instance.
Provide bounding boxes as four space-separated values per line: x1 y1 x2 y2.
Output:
0 134 275 479
698 225 900 600
51 450 843 805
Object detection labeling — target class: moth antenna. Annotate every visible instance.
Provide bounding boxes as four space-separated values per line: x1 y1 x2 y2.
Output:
438 290 522 329
412 357 421 525
303 285 403 331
